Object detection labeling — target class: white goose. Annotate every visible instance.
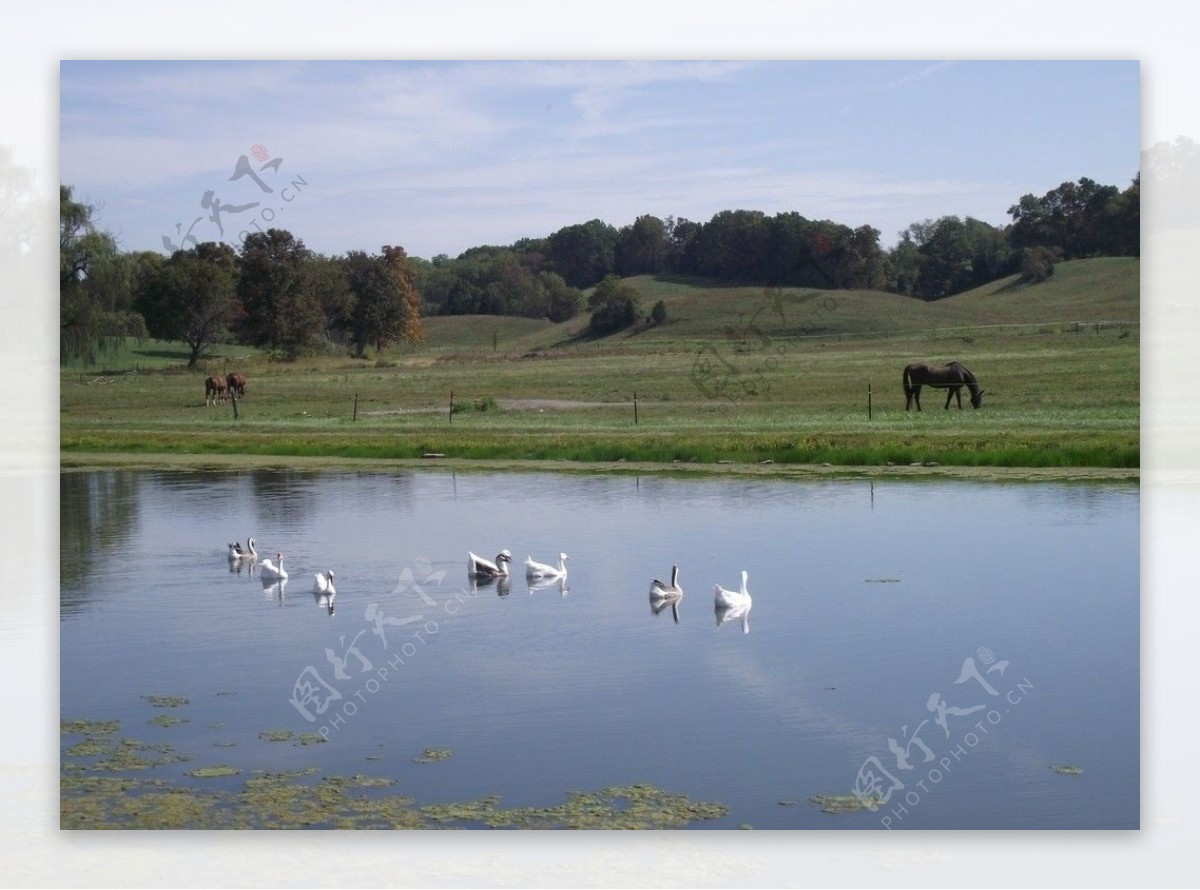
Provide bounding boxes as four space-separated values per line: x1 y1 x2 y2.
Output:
313 569 335 596
649 565 683 601
468 549 512 579
713 570 751 610
313 570 336 614
228 537 258 560
525 552 569 581
260 552 289 582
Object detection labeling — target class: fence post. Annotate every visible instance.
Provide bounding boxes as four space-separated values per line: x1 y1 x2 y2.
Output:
634 391 639 425
231 394 239 420
449 390 454 424
353 393 358 422
868 381 872 420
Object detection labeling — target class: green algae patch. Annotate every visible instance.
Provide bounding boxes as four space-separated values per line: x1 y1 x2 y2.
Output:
258 729 295 742
61 768 727 829
808 793 880 814
142 694 189 708
296 733 327 745
150 714 188 728
187 765 243 778
61 719 119 735
63 731 727 829
64 734 190 773
412 747 454 764
323 774 396 789
66 739 110 757
1051 764 1084 775
487 784 728 829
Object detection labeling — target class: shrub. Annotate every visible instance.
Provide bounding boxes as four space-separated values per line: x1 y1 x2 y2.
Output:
1018 246 1056 283
587 275 641 335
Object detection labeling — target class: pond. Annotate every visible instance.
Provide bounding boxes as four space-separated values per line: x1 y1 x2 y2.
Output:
60 468 1138 829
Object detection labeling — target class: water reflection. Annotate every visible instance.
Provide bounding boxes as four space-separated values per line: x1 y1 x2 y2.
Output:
248 470 320 527
228 557 257 577
261 577 287 605
527 576 569 597
313 585 336 615
470 575 512 597
60 471 142 606
650 594 681 624
715 602 751 634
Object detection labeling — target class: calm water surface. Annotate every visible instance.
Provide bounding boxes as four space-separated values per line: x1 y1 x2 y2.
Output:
60 468 1139 829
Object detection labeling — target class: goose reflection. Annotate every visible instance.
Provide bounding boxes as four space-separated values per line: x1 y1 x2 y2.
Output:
229 556 256 577
650 595 681 624
471 574 512 597
714 602 751 634
527 575 570 597
261 576 287 606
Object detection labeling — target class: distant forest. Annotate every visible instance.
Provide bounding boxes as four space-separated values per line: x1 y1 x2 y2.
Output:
59 169 1139 364
414 173 1140 319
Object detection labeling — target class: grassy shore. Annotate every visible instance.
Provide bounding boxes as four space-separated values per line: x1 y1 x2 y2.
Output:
60 259 1139 471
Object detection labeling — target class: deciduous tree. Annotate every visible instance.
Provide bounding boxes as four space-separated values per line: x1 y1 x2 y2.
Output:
237 228 323 358
136 242 239 367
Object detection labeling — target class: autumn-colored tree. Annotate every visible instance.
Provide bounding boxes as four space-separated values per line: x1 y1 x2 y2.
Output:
382 244 425 345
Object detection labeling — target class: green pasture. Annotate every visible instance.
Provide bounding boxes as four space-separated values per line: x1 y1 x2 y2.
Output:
60 258 1140 469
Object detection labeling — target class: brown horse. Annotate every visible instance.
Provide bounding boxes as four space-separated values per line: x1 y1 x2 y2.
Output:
903 361 984 411
226 372 247 399
205 375 227 406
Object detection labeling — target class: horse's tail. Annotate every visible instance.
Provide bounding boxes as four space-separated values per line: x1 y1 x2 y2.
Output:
902 364 913 396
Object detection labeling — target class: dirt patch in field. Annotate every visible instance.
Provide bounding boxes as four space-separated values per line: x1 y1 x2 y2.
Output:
498 398 614 411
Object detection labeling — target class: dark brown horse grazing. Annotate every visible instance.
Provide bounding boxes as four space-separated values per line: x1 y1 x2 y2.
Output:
903 361 984 411
205 374 227 406
226 372 247 399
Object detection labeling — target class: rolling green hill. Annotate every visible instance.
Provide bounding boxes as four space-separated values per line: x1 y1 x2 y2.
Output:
415 257 1139 355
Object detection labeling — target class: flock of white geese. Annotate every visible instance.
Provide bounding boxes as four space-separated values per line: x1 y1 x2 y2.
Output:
228 537 335 604
229 538 751 630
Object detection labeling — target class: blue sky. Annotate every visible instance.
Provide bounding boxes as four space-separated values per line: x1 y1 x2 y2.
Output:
59 60 1140 261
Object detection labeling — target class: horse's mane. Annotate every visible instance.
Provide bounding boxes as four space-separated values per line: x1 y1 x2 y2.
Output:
943 361 974 381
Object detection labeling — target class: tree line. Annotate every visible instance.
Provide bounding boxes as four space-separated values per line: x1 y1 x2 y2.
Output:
412 173 1138 316
60 171 1138 363
62 186 424 365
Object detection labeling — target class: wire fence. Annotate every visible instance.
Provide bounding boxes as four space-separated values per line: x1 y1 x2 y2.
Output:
776 319 1138 345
